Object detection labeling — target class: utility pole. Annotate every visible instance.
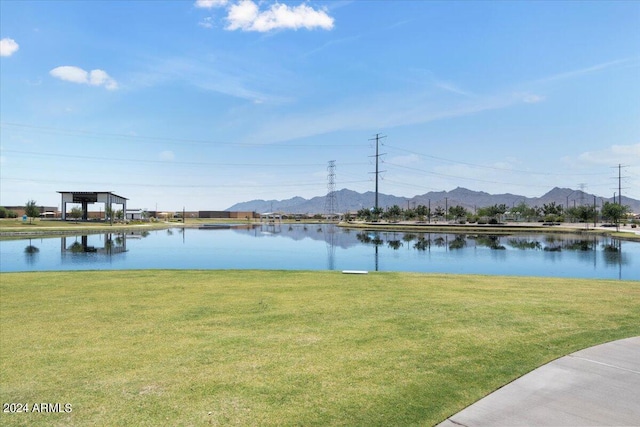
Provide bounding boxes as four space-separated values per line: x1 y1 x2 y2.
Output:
369 133 386 211
611 164 629 206
445 197 448 222
618 164 622 206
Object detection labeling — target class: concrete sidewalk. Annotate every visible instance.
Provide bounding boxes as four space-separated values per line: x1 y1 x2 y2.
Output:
437 337 640 426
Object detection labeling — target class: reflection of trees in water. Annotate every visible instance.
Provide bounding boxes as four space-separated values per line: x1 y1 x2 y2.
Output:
449 235 467 250
413 237 431 251
69 241 85 253
539 238 596 252
355 232 383 246
544 235 560 244
542 235 563 251
601 241 629 267
24 240 40 264
474 235 505 250
403 233 417 243
564 240 594 251
387 240 403 250
356 232 372 244
507 238 542 250
352 231 631 272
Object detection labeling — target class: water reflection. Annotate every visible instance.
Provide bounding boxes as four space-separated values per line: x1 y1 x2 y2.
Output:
350 229 633 277
1 224 637 279
24 238 40 265
61 233 129 257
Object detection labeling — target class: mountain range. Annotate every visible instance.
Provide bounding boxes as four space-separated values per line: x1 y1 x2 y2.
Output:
227 187 640 214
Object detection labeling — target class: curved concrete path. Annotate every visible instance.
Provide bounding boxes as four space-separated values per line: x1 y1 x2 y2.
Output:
437 337 640 426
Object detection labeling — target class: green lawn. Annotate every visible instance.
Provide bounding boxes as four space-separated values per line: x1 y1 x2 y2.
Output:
1 270 638 426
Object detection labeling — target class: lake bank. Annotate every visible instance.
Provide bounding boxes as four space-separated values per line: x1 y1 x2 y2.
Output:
3 218 639 241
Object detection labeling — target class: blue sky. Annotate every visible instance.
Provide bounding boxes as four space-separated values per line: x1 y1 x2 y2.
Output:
1 0 639 211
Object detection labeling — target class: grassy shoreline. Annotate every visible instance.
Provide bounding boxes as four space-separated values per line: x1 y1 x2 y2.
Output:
1 270 638 426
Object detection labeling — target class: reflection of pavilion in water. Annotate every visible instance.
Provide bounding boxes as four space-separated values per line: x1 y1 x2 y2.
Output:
61 233 128 256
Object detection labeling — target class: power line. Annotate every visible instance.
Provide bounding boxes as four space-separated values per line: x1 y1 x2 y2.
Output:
384 144 609 177
0 122 368 148
1 177 369 189
384 161 553 189
1 149 368 168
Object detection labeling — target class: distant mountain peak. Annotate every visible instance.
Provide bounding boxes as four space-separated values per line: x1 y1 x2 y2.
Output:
225 187 640 214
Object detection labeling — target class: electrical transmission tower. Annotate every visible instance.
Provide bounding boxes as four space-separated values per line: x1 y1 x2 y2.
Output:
578 183 586 206
612 164 629 205
325 160 338 220
369 133 386 210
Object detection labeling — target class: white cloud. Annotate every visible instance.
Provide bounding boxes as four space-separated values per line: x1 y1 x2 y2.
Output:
50 66 118 90
195 0 228 9
0 38 20 57
226 1 334 32
576 143 640 165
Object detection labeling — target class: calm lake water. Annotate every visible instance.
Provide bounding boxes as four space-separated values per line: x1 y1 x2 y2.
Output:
1 223 638 280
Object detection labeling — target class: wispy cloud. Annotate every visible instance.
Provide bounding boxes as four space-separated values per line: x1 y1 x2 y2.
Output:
0 37 19 57
301 34 362 58
198 16 215 29
159 150 175 161
521 93 545 104
245 89 533 144
534 58 636 84
435 81 473 97
388 153 422 166
574 143 640 166
128 55 292 104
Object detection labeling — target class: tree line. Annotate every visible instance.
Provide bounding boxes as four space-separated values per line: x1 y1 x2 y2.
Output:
351 201 632 228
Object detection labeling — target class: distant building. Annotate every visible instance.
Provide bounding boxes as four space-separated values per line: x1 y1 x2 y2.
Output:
125 209 145 220
2 205 59 217
198 211 257 219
